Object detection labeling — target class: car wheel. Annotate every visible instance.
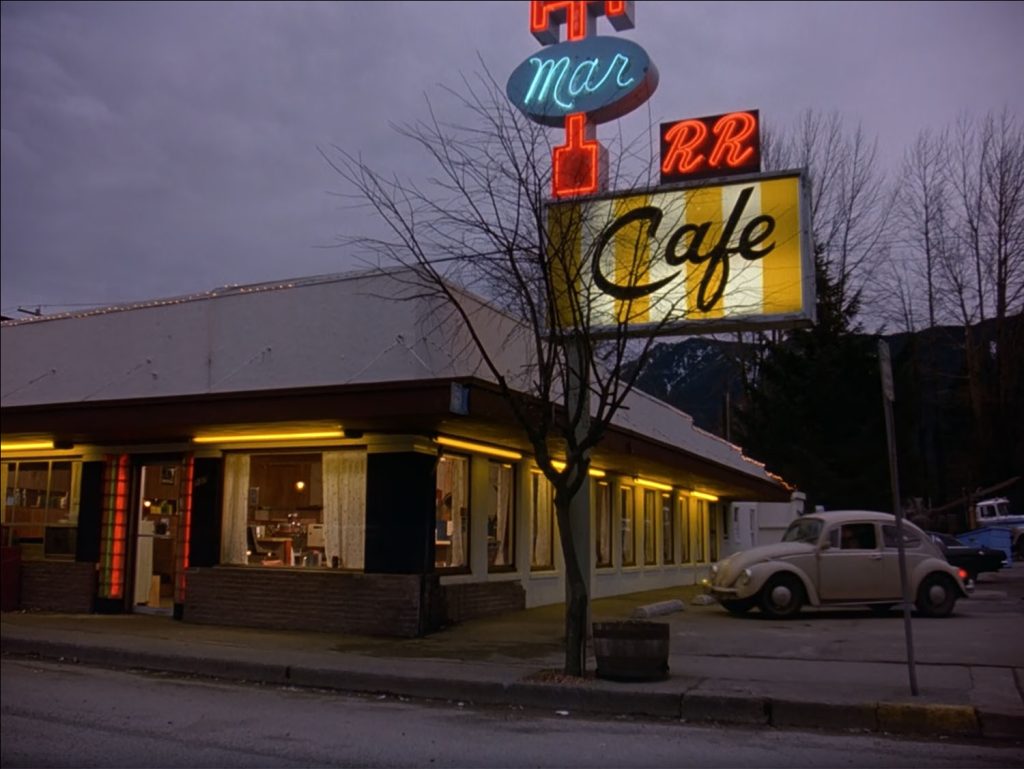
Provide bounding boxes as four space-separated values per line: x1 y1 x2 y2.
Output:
720 598 755 616
915 574 958 618
759 573 804 619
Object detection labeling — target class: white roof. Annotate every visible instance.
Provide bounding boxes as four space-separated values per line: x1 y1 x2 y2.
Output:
1 268 779 484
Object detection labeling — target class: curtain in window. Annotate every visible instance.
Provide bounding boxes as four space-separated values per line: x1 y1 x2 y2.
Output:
493 464 513 566
449 456 467 567
532 475 553 569
323 450 366 569
221 454 249 565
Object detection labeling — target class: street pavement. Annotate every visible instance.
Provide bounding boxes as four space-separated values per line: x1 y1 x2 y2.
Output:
2 568 1022 744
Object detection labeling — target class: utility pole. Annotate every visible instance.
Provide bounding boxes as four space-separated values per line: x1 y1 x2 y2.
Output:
879 339 918 696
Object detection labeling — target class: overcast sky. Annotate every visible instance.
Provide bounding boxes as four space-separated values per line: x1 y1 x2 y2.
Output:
2 1 1022 317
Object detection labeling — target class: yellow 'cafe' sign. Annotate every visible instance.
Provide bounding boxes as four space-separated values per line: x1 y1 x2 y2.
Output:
548 169 814 336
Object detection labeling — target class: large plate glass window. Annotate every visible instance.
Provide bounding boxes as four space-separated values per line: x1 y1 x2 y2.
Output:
221 450 366 569
487 461 515 571
661 492 675 564
643 490 658 565
2 459 81 560
436 453 470 571
594 480 612 568
620 485 636 567
531 472 555 571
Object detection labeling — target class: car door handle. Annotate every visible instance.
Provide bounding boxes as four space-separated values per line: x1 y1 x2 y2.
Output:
870 554 882 560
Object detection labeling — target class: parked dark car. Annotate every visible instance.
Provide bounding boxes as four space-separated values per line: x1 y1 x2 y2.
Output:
927 531 1006 582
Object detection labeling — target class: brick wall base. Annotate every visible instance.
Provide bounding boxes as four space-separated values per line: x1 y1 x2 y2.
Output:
184 567 442 637
443 580 525 624
19 561 97 613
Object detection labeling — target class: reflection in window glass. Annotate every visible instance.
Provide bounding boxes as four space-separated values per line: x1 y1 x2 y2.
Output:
620 486 635 567
487 462 515 570
643 490 658 565
436 454 470 570
531 473 554 570
595 481 612 568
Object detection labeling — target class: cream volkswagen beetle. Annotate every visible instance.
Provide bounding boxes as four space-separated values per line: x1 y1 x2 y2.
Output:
707 510 969 619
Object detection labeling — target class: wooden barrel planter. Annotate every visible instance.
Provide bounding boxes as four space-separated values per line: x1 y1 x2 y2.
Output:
592 620 670 682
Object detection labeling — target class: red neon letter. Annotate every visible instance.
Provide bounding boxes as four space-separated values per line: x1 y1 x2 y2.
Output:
661 120 708 176
709 111 757 169
553 113 604 197
530 0 634 44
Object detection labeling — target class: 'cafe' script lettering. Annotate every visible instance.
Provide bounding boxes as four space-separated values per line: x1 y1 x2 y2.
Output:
592 186 776 312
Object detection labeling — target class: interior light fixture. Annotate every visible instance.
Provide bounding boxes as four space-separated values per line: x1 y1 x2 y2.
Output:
551 460 606 478
0 440 55 451
690 490 720 502
635 477 673 492
435 436 523 461
192 429 344 444
294 481 306 492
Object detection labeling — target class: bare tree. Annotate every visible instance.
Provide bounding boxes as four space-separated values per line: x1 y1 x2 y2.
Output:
323 70 704 677
764 110 895 327
889 131 952 331
941 110 1024 485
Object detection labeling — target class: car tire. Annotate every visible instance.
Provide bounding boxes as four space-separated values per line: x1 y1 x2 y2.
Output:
759 573 804 619
915 574 958 618
720 598 755 616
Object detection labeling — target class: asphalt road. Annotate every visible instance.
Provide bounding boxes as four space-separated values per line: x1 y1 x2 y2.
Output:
3 658 1023 769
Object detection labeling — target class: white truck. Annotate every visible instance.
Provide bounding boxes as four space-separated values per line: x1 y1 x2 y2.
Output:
960 497 1024 562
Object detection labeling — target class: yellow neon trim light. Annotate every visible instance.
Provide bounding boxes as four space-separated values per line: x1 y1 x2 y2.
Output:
193 430 344 444
436 437 523 461
551 460 606 478
0 440 55 451
635 477 673 492
690 490 720 502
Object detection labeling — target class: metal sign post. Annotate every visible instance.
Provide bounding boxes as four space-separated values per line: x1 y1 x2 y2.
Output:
879 339 919 696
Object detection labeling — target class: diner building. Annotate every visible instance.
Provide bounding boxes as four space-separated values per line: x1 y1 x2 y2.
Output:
1 269 795 636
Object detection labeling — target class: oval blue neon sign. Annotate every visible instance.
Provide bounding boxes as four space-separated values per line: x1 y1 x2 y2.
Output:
506 36 659 127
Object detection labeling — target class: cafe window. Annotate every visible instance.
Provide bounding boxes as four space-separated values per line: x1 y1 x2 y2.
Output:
594 481 612 568
662 493 675 565
221 450 366 569
531 472 555 571
643 490 658 565
679 494 691 563
436 453 470 571
2 459 81 560
691 498 707 563
620 486 636 567
487 461 515 571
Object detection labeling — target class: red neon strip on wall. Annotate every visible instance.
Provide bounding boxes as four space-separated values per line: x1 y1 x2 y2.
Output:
174 456 194 604
99 454 129 599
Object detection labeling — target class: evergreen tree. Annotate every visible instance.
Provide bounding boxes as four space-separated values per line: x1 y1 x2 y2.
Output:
736 252 889 511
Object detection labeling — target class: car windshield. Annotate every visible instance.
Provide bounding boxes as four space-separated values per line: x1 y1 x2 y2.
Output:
782 517 823 544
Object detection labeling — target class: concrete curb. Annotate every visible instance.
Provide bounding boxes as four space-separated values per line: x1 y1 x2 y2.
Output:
4 637 1022 742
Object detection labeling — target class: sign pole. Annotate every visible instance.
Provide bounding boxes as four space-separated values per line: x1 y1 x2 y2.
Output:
879 339 918 696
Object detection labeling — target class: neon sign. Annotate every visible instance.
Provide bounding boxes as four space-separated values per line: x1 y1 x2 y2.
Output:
509 0 656 199
660 110 761 184
507 36 657 127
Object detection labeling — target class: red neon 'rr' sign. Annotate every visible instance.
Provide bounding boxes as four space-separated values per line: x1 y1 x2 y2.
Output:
660 110 761 184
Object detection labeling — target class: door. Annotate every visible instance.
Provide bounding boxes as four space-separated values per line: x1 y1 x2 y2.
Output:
818 522 894 601
132 461 180 614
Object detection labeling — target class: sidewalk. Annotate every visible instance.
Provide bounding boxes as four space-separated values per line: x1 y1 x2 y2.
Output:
2 583 1022 743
